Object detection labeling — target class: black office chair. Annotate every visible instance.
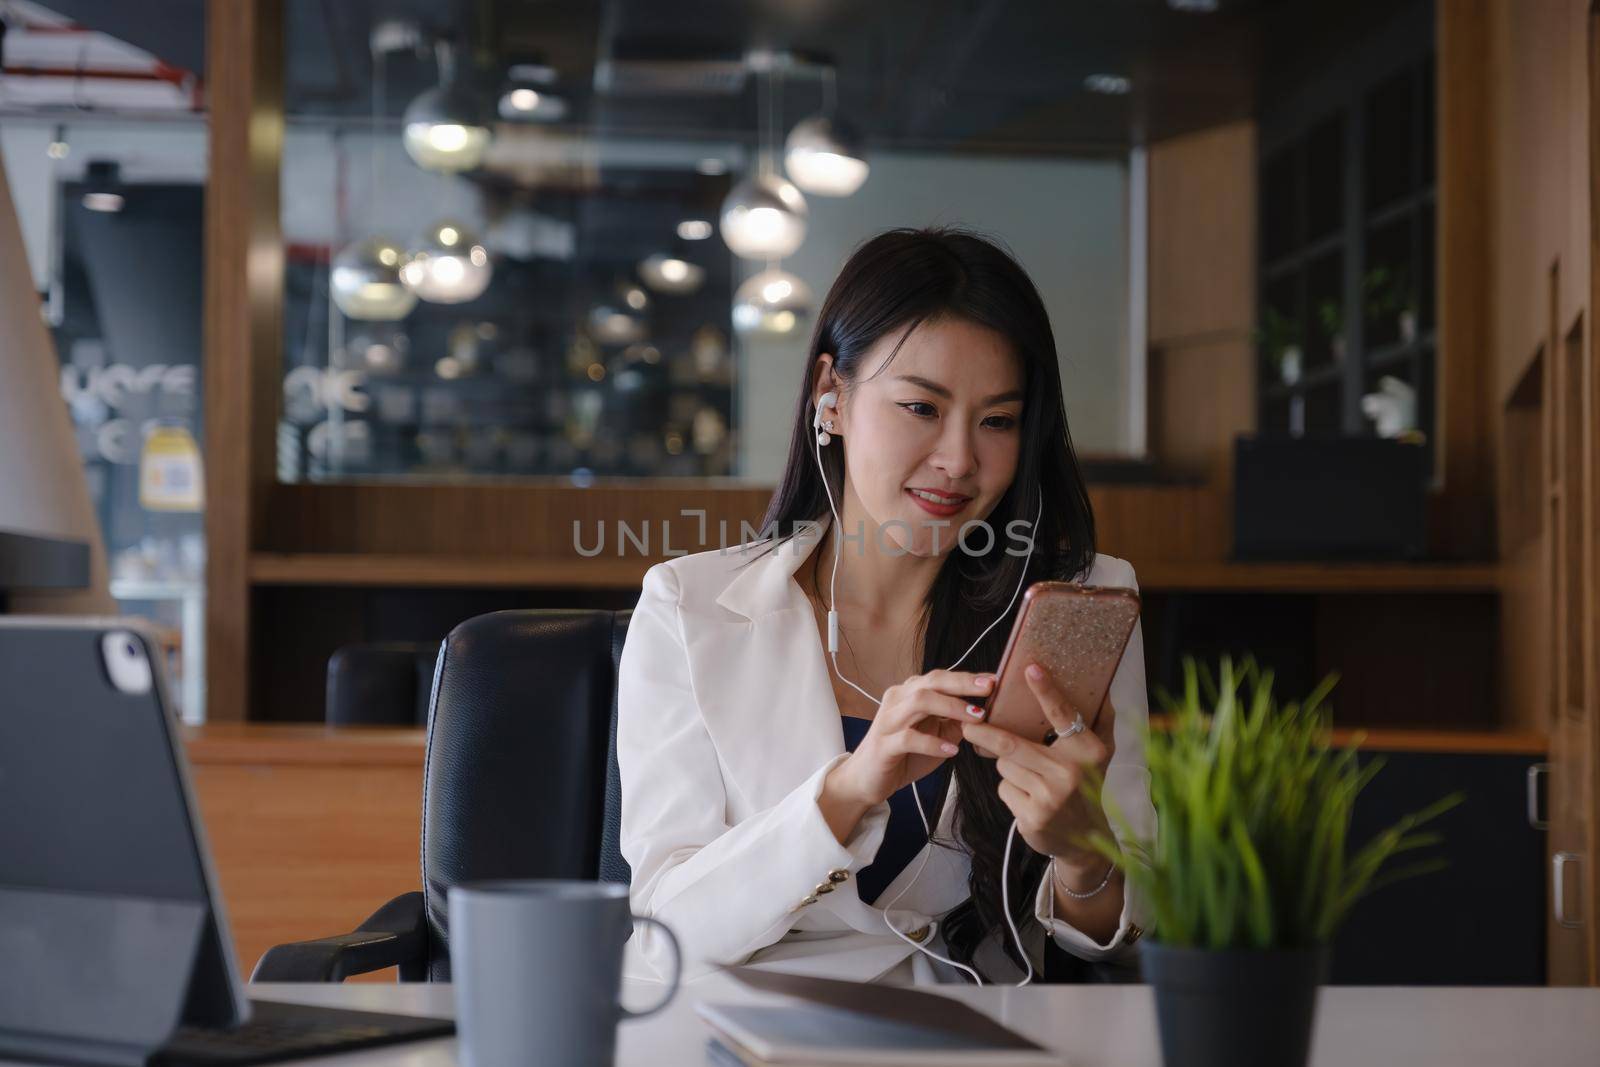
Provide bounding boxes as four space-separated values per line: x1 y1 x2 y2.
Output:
325 642 437 726
253 609 633 982
255 607 1123 985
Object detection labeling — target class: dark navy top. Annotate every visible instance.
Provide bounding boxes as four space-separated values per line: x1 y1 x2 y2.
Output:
839 715 953 905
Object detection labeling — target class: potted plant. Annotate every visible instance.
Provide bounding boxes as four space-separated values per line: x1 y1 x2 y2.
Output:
1255 307 1302 386
1363 266 1417 345
1084 657 1460 1067
1315 299 1345 363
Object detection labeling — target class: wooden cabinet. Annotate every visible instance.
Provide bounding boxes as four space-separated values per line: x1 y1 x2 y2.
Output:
1547 268 1596 980
1476 0 1600 983
1335 746 1547 984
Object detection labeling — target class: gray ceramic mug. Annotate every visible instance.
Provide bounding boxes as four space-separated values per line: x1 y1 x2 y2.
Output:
447 880 681 1067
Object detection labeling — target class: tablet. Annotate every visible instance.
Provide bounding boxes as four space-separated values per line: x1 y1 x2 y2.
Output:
0 617 452 1066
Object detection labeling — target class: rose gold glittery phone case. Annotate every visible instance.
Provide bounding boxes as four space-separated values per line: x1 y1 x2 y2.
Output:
980 582 1141 746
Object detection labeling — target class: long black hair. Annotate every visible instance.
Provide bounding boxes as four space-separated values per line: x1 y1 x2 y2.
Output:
756 227 1098 975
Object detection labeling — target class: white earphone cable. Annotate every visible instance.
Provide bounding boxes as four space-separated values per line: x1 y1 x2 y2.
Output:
810 393 1041 986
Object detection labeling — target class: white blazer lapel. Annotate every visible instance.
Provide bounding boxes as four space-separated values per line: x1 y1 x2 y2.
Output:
683 522 845 812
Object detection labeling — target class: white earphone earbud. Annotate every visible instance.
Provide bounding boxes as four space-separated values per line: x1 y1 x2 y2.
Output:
814 391 838 446
808 397 1047 986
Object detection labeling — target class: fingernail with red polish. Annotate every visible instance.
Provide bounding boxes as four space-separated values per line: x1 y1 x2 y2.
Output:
966 704 984 718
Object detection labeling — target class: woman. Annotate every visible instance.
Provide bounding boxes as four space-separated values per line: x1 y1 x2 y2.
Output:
617 227 1156 985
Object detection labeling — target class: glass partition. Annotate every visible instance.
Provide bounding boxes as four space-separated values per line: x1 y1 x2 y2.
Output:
276 3 1137 484
2 109 207 717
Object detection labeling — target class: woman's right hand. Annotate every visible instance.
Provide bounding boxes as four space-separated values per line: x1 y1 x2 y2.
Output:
823 670 994 815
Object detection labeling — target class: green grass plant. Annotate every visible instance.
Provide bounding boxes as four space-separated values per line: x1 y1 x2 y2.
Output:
1084 655 1462 949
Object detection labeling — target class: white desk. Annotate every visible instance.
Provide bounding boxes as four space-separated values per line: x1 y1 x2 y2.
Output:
248 979 1600 1067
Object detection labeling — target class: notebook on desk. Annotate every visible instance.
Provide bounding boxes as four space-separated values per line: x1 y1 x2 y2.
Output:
696 967 1064 1066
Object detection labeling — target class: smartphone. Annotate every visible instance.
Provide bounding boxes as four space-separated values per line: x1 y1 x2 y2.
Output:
979 582 1141 746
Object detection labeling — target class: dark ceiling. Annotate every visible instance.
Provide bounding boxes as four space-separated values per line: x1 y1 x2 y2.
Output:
37 0 1296 153
23 0 207 82
24 0 1421 280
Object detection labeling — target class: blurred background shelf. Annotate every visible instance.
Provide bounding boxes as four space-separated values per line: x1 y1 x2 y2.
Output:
1144 717 1545 755
249 552 651 589
1134 560 1499 592
250 551 1500 594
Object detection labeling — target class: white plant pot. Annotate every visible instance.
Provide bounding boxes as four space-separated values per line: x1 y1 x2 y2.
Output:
1280 346 1303 386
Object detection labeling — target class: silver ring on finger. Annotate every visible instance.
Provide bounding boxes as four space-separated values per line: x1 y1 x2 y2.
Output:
1060 713 1087 741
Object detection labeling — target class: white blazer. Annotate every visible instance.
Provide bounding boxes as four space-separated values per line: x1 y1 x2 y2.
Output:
616 518 1158 985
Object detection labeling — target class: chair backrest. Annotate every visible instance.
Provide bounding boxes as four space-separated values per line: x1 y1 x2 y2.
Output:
419 608 632 980
325 642 436 726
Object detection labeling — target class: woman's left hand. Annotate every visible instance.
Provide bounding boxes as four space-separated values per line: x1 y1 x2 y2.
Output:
959 662 1115 865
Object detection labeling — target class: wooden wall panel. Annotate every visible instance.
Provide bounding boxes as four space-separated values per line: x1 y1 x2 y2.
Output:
1146 121 1257 494
1501 537 1549 737
1312 593 1497 730
262 483 774 557
1490 1 1590 400
204 0 284 723
260 482 1234 568
1435 0 1496 559
1148 121 1258 345
1089 485 1231 564
1148 338 1255 491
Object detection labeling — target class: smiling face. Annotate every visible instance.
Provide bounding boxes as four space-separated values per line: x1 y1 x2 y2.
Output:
815 315 1025 558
